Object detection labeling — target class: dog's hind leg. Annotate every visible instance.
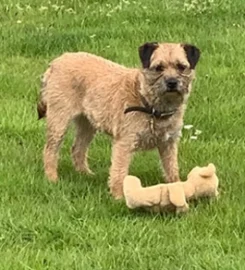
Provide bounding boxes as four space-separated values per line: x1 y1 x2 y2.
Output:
71 115 96 175
43 108 71 182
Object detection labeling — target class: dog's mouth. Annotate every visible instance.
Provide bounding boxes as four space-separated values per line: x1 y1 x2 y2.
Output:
162 81 184 96
165 89 182 95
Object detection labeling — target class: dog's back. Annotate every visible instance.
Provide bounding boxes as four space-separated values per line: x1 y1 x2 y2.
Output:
37 52 139 134
37 52 123 118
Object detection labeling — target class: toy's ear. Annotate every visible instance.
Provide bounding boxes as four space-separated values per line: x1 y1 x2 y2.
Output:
168 183 186 207
199 163 216 178
187 166 199 178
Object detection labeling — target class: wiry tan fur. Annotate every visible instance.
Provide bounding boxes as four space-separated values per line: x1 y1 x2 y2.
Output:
37 42 200 199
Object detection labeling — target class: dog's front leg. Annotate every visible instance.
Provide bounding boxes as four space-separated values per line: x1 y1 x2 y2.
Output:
158 138 180 183
109 140 133 200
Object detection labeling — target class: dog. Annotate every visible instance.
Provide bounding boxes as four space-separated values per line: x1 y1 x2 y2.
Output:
37 42 200 199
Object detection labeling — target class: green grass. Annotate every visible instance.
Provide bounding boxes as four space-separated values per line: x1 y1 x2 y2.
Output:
1 0 245 269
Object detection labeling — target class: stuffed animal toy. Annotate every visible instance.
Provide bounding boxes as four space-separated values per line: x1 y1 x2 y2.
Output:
123 163 219 213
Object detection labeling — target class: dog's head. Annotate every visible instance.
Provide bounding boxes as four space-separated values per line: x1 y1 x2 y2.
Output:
138 42 200 111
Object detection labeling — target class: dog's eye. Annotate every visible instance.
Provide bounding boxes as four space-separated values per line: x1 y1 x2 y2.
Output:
177 63 187 72
155 65 164 72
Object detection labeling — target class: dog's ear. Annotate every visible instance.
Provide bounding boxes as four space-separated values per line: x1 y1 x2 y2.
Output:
138 42 158 69
183 44 201 69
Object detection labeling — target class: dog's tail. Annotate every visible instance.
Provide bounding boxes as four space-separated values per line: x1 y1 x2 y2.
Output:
37 100 47 120
37 67 51 120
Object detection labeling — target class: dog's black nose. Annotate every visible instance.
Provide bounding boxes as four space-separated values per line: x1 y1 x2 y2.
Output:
166 78 178 91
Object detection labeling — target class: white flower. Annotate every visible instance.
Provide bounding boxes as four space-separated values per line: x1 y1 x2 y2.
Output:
52 4 64 11
123 0 130 5
183 124 193 130
65 8 76 14
39 6 48 11
190 136 198 140
25 5 32 10
16 4 23 10
195 129 202 135
17 20 22 24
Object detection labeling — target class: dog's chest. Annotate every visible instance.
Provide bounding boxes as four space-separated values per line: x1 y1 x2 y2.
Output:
133 120 182 151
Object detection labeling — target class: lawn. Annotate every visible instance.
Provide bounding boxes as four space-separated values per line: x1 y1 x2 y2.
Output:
0 0 245 269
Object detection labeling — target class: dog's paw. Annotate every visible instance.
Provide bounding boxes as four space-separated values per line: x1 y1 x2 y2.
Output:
83 168 95 176
110 189 124 200
75 166 94 176
46 172 59 183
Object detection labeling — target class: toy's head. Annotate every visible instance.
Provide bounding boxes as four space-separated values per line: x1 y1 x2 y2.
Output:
187 163 219 198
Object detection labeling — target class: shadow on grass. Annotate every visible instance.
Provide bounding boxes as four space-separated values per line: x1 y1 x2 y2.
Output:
58 160 108 186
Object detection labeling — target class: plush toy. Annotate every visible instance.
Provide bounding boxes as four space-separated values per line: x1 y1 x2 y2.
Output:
123 163 219 213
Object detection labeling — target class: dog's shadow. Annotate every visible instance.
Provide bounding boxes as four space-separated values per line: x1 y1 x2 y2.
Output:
58 160 109 192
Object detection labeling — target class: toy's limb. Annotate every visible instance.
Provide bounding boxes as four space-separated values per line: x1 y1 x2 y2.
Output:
168 182 187 207
158 139 180 183
123 176 143 209
124 177 162 209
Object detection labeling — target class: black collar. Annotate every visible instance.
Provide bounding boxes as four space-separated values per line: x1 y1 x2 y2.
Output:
124 96 176 119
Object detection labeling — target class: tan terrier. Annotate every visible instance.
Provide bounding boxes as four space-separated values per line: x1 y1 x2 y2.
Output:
37 42 201 199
